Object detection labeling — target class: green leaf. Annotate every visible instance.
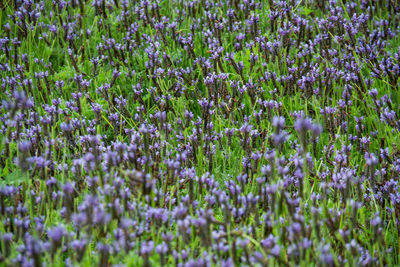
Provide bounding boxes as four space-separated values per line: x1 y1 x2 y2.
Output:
301 6 314 16
0 169 28 186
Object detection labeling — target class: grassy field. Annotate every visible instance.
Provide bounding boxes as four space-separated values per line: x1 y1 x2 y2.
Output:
1 0 400 266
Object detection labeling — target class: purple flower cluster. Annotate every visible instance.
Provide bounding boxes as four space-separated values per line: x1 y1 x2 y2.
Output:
1 0 400 266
